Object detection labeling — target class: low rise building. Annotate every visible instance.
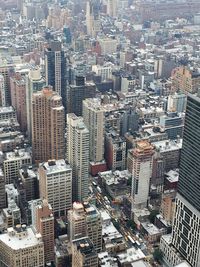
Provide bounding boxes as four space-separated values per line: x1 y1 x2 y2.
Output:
141 222 166 243
117 247 146 266
98 170 131 200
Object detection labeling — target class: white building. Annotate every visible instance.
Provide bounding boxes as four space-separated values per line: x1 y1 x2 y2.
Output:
39 159 72 217
3 149 32 184
83 98 105 163
167 93 187 113
92 64 113 81
66 114 89 201
127 140 154 210
160 234 184 267
0 106 17 122
98 37 117 55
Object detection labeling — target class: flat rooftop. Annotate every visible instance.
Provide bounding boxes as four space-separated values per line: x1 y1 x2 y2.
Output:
0 226 42 250
40 159 71 174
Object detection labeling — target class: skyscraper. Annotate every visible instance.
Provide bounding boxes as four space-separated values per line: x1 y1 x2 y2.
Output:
84 202 102 253
68 202 102 253
66 114 89 201
34 199 55 264
107 0 117 17
86 0 101 37
0 168 6 209
67 76 96 116
10 73 27 133
172 94 200 267
39 160 72 218
83 98 105 163
0 74 6 106
45 40 67 108
32 86 65 163
127 140 154 210
26 67 45 139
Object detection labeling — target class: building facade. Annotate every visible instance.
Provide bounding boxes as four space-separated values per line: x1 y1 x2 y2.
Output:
83 98 105 164
0 226 44 267
34 199 55 264
66 114 89 201
32 86 65 163
172 94 200 267
39 160 72 218
127 140 154 209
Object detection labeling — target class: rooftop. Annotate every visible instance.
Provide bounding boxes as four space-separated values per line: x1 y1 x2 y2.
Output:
40 159 71 174
0 226 43 250
117 247 145 264
73 237 96 256
141 222 161 236
165 169 179 183
153 139 182 152
0 106 15 114
5 149 31 161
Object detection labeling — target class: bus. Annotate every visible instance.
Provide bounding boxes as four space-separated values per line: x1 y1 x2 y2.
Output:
128 235 135 245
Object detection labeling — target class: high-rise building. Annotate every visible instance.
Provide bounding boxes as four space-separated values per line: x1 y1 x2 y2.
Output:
86 0 101 37
0 60 14 106
171 66 200 94
127 140 154 210
0 74 6 106
67 76 96 116
66 114 89 201
72 237 98 267
172 94 200 267
45 40 67 108
107 0 117 17
0 225 44 267
32 86 65 163
10 73 27 133
26 67 45 139
68 202 102 253
0 168 6 209
151 148 165 193
39 159 72 218
68 202 87 241
34 199 55 264
84 202 102 253
83 98 105 163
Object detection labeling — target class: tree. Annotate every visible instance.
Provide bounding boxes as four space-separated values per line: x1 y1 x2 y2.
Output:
149 210 159 224
153 248 163 263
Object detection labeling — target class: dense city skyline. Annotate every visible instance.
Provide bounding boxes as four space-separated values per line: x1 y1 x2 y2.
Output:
0 0 200 267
